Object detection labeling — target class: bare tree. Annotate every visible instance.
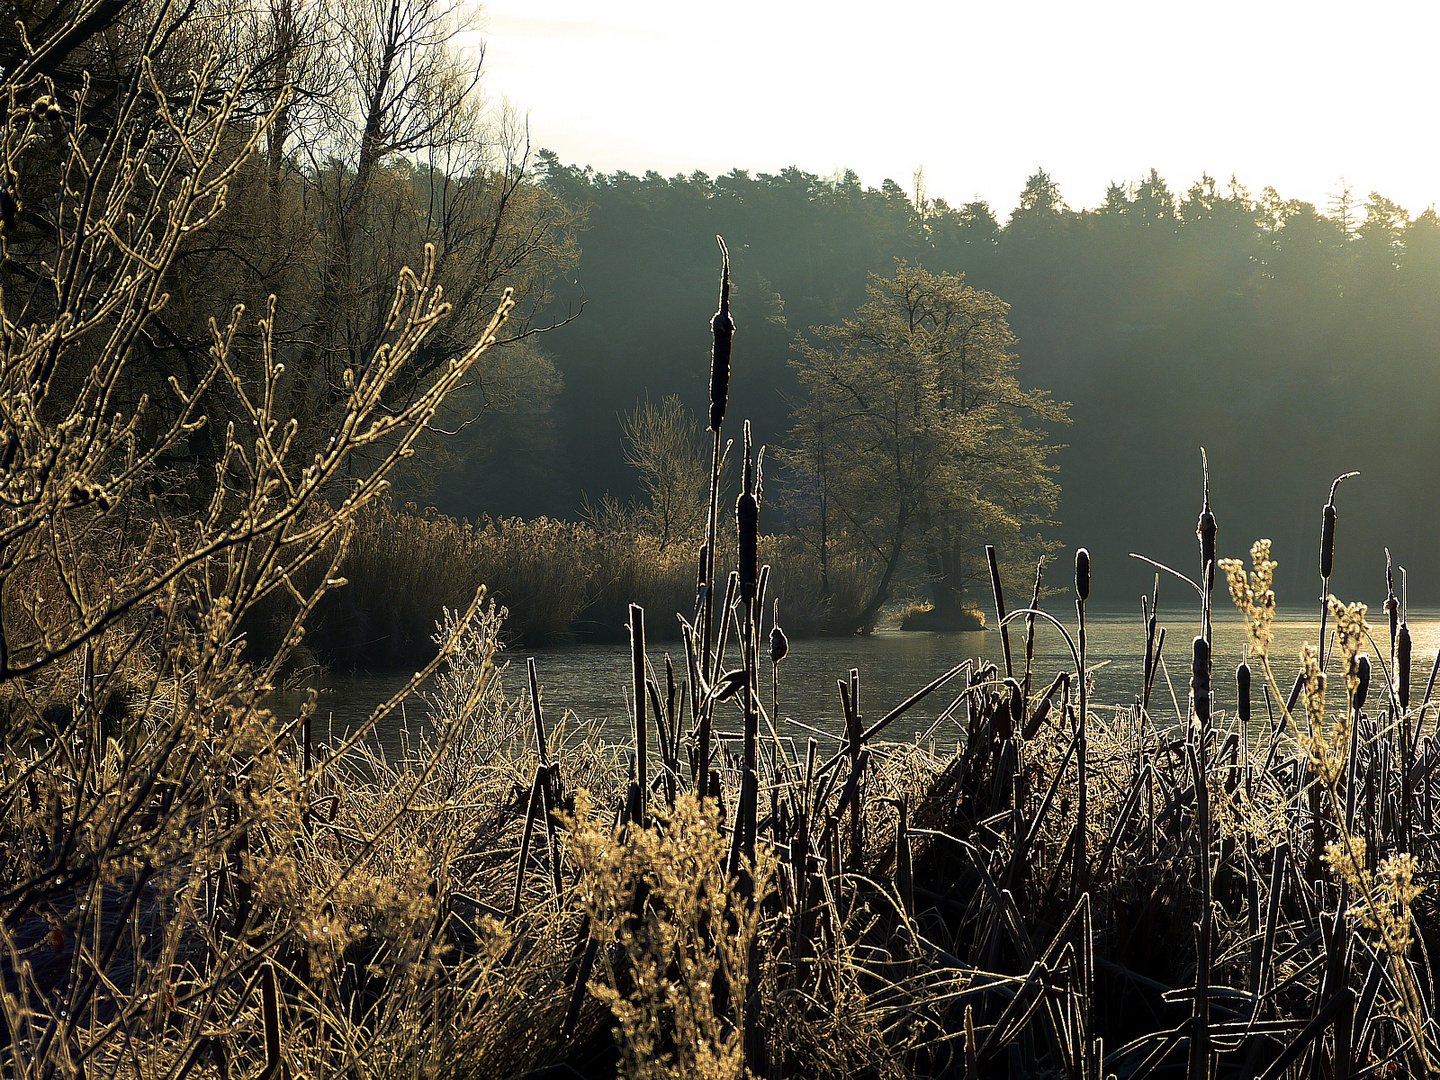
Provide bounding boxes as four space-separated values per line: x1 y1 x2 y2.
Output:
621 396 710 552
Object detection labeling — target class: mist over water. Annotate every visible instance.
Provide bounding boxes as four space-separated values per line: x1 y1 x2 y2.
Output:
293 606 1440 755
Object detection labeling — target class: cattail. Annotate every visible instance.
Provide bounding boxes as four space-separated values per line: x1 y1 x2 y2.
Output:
1316 472 1357 668
770 612 789 666
1319 472 1357 581
1143 613 1157 696
1197 449 1216 593
1399 622 1412 712
1237 661 1251 727
1398 565 1412 710
1191 635 1211 724
709 236 733 431
1197 508 1215 588
736 495 757 601
629 603 647 823
1320 502 1336 580
1003 677 1024 738
1386 550 1399 652
1075 547 1090 602
1022 671 1066 739
737 424 758 604
1354 654 1370 715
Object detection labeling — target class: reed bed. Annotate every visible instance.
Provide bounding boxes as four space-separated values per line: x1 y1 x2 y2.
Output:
268 502 877 666
7 239 1440 1080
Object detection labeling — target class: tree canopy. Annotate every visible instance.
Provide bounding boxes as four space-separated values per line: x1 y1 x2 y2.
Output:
787 263 1067 630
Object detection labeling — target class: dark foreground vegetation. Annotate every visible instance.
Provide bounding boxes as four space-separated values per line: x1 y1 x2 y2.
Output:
6 3 1440 1079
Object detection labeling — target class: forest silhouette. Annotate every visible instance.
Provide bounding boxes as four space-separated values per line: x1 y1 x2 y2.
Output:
440 159 1440 607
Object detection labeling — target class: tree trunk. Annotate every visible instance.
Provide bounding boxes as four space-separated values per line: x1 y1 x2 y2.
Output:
855 519 907 633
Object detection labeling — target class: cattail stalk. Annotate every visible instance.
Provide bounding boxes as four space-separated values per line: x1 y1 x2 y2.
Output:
630 603 647 827
1238 661 1252 798
988 545 1013 678
1141 576 1159 721
700 237 733 679
1023 557 1044 712
512 765 546 918
1189 732 1213 1080
770 600 788 719
1345 654 1370 834
1073 548 1089 895
528 656 547 765
1400 619 1414 849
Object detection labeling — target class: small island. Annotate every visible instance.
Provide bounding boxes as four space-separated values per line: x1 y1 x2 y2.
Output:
899 602 988 632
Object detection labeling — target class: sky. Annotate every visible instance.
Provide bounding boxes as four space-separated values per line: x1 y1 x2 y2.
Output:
466 0 1440 219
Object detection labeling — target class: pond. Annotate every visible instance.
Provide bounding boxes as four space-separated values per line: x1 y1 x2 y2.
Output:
277 602 1440 757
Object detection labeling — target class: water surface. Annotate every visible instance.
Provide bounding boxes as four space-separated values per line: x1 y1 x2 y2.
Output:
281 603 1440 755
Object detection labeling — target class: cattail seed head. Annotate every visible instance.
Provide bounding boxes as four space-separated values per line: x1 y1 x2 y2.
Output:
1237 661 1251 726
737 492 758 602
1354 653 1370 714
770 622 788 666
1191 636 1210 695
1197 448 1216 591
1319 473 1357 580
1075 548 1090 602
1197 507 1217 592
1005 677 1024 727
1320 504 1336 579
1398 625 1412 711
1191 635 1211 726
709 237 733 432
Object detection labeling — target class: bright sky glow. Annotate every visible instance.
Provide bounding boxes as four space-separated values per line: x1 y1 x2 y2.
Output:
471 0 1440 218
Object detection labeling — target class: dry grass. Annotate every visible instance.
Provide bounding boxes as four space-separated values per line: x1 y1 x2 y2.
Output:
11 438 1440 1080
267 502 881 667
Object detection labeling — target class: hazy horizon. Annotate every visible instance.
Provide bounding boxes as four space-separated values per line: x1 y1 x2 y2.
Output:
472 0 1440 218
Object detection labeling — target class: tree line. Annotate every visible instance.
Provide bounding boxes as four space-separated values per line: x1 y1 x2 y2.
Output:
476 160 1440 607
